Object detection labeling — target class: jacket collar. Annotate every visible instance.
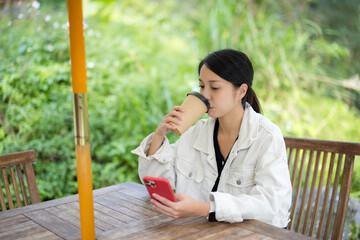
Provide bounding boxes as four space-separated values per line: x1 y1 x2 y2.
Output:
193 103 260 154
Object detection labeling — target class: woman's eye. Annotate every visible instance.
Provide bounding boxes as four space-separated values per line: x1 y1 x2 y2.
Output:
199 85 204 89
211 87 219 90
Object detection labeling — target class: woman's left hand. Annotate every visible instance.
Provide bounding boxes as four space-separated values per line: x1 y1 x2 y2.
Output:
150 193 210 219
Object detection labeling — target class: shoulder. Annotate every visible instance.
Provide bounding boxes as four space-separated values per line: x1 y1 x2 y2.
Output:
257 114 286 156
258 114 283 137
244 105 285 156
244 104 283 141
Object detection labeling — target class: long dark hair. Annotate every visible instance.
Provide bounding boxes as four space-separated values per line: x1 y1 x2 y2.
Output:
198 49 261 114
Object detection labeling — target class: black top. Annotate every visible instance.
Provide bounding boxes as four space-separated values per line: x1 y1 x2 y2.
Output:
209 119 238 222
211 119 238 192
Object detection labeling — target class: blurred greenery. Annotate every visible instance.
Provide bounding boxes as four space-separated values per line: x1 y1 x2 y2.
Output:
0 0 359 208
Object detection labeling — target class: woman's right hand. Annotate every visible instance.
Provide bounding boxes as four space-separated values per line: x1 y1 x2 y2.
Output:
146 106 184 156
155 106 185 137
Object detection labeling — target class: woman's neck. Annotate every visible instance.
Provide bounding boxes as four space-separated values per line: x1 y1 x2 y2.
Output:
218 106 244 137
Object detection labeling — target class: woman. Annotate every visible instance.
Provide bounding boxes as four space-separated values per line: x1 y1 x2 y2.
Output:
132 49 292 228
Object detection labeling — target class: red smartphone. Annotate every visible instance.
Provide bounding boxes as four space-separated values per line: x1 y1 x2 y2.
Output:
143 176 177 202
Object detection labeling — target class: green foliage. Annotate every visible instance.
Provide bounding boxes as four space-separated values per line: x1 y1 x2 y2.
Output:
351 219 360 240
0 0 359 202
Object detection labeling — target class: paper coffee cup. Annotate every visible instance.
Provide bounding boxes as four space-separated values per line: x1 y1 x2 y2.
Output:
171 92 210 136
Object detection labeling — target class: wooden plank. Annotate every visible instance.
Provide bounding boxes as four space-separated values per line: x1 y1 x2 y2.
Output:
93 202 136 224
109 191 155 211
0 183 126 218
184 218 275 240
323 153 343 239
93 184 126 195
290 148 300 187
66 201 122 231
0 193 78 218
1 167 14 209
0 180 7 210
24 231 62 240
94 195 152 221
103 193 158 217
288 149 306 230
0 213 26 225
0 150 37 168
0 221 61 240
317 152 335 238
284 136 360 155
45 205 81 229
295 150 314 232
120 220 206 240
0 214 61 240
302 150 321 235
240 220 315 240
101 218 281 240
9 166 22 208
287 148 293 169
47 203 114 235
94 194 159 220
309 151 328 236
16 165 29 206
0 214 32 232
23 162 40 204
24 209 81 240
98 215 177 240
118 182 149 200
192 224 259 240
332 155 355 240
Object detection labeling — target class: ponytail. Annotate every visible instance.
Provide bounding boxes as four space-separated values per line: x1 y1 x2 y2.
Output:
243 86 261 114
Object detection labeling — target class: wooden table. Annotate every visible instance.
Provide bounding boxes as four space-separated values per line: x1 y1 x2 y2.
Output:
0 182 314 240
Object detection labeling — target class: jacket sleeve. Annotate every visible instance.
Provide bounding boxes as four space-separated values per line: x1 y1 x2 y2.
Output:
131 133 177 189
209 132 292 228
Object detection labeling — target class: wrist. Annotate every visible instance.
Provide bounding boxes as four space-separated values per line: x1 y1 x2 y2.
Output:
154 128 166 138
198 202 210 217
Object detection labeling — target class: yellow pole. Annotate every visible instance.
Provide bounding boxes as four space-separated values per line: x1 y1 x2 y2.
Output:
67 0 95 239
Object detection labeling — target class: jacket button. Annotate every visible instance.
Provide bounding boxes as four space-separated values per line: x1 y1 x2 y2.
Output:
189 172 193 178
236 179 241 185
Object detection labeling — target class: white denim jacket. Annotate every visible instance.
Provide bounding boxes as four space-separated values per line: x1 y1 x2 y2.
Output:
132 103 292 228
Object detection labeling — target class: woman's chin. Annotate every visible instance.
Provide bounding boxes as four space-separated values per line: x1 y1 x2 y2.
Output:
207 109 216 118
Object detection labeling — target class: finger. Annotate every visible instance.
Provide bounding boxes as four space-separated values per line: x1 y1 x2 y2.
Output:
165 115 182 125
173 106 185 112
170 109 184 120
174 193 185 201
151 199 175 217
166 108 184 120
153 193 176 207
161 116 182 128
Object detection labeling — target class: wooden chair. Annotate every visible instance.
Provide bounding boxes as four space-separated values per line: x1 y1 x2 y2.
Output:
284 136 360 239
0 150 41 211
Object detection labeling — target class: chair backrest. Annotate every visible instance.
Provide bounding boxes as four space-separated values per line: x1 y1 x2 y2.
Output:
0 150 41 211
284 136 360 239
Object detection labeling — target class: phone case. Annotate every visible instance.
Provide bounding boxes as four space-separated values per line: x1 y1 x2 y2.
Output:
143 176 177 202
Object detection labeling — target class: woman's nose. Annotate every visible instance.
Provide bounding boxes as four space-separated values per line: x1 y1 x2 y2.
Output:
201 88 210 101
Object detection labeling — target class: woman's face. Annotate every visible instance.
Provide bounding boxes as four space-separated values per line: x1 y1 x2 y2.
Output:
199 65 245 118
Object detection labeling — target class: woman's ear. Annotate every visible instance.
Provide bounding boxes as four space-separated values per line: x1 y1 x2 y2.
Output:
237 83 248 100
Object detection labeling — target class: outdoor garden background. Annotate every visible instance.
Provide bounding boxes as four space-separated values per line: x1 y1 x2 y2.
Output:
1 0 360 237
